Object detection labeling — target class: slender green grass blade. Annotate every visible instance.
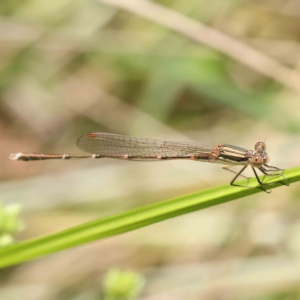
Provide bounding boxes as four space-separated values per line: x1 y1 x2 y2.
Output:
0 167 299 268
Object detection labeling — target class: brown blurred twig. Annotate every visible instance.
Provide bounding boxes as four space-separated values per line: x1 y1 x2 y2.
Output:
100 0 300 95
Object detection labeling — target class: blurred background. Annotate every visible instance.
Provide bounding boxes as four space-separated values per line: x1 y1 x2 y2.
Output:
1 0 300 299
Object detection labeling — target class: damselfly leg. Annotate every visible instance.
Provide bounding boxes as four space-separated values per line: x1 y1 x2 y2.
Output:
223 164 289 194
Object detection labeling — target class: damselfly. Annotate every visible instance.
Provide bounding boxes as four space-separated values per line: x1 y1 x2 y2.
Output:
9 132 289 193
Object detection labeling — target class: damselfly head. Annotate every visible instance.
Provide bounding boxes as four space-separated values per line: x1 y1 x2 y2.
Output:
250 141 269 167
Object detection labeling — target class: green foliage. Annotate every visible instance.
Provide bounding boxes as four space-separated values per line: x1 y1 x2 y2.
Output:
103 268 145 300
0 203 24 247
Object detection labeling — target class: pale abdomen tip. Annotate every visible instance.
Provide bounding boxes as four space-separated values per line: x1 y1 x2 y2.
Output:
9 153 23 160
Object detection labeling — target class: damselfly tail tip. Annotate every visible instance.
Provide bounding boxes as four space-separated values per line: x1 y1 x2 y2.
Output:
9 153 22 160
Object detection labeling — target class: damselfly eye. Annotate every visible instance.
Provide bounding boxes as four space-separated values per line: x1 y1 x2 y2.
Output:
251 155 264 167
254 141 266 152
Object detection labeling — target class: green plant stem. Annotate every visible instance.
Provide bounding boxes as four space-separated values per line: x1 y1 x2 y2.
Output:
0 167 299 268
